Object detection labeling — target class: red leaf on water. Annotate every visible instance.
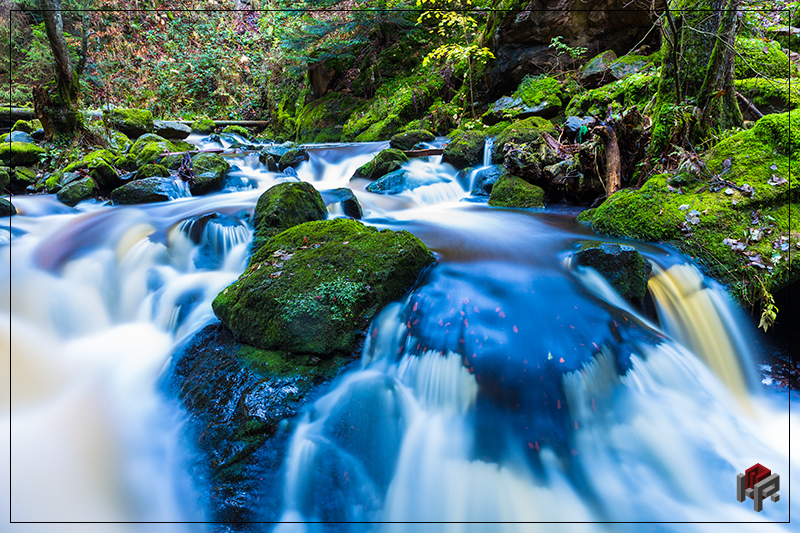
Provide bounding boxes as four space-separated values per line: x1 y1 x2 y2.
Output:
513 325 518 333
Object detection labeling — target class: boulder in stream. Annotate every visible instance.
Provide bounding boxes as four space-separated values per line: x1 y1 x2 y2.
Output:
153 120 191 140
213 218 435 354
251 181 327 252
278 148 309 171
110 177 174 205
56 176 97 207
351 148 408 181
488 172 545 208
322 187 363 219
442 130 486 170
389 129 435 151
190 152 230 195
573 242 652 302
0 197 16 216
0 141 45 166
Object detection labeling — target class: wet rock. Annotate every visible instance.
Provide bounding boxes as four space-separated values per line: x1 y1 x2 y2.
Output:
323 187 363 219
563 116 597 141
278 148 309 171
135 163 171 180
191 117 216 134
488 172 545 208
0 167 9 191
11 118 41 134
573 242 652 302
0 141 45 166
110 177 173 205
0 197 16 216
580 50 618 88
103 107 154 138
191 152 230 195
442 131 486 170
251 181 327 252
389 129 435 151
472 165 504 196
11 166 37 190
153 120 191 139
491 116 555 164
7 131 33 144
213 218 435 354
366 169 446 194
57 176 97 207
351 148 408 180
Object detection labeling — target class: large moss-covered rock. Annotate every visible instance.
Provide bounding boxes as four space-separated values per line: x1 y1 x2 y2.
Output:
580 111 798 297
110 177 173 205
191 117 216 134
135 163 170 180
190 152 230 195
130 134 177 168
278 148 309 171
0 141 45 166
251 181 327 252
491 116 556 164
0 197 15 216
0 167 9 192
82 118 132 154
573 242 652 301
56 176 97 207
442 131 486 169
735 78 800 119
104 108 154 138
212 218 435 354
484 75 566 126
734 37 797 79
11 166 37 189
389 129 435 151
11 119 42 134
488 172 545 208
221 125 251 138
580 50 618 88
565 72 657 118
296 92 359 143
351 148 408 180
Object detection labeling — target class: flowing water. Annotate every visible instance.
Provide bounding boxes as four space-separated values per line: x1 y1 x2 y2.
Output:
3 137 796 531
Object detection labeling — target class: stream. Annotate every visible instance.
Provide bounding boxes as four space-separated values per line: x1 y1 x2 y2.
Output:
3 134 796 531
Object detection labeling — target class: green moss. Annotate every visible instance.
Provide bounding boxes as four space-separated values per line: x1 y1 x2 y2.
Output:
251 181 327 252
103 108 154 138
191 152 230 194
390 129 435 151
735 78 800 115
488 172 545 208
0 197 15 216
191 117 216 134
734 37 797 79
352 148 408 180
221 125 251 138
565 72 658 118
517 75 565 107
574 242 651 301
136 163 170 179
212 218 435 354
110 177 172 205
56 176 97 207
0 167 9 191
295 92 360 144
11 119 42 134
491 117 556 163
82 118 132 154
751 110 800 157
0 141 45 166
442 130 486 169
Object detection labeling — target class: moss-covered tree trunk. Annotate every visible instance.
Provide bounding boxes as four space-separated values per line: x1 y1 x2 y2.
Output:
34 0 83 139
651 0 743 156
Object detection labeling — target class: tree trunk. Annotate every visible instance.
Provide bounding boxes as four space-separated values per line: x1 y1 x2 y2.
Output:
650 0 743 156
34 0 81 139
593 124 622 196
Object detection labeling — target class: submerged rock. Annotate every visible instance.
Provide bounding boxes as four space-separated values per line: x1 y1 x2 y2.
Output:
472 165 504 196
278 148 309 171
351 148 408 180
442 130 485 169
213 218 435 354
573 242 652 302
251 181 327 252
488 173 545 208
323 187 363 219
366 168 446 195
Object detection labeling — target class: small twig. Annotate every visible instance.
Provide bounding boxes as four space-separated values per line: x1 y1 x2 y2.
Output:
735 90 764 119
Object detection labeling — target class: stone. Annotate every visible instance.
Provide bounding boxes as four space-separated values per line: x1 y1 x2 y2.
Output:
488 172 545 208
491 116 556 164
0 141 45 166
322 187 363 219
135 163 171 180
472 165 504 196
573 242 652 302
389 129 436 151
221 125 251 138
278 148 309 171
110 177 174 204
0 197 15 216
212 218 435 354
56 176 97 207
251 181 328 253
11 119 42 134
351 149 408 180
103 108 154 138
442 131 486 169
580 50 618 88
153 120 192 139
563 116 598 141
7 131 33 144
366 169 447 194
191 117 216 134
191 153 230 195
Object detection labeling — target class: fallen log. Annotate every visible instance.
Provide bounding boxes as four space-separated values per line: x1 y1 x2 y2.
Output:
160 148 225 156
1 107 36 128
403 148 443 157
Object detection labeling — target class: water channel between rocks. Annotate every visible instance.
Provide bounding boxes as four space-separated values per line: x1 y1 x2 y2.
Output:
2 135 795 531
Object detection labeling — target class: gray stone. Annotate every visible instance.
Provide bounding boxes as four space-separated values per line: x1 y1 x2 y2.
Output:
154 120 192 140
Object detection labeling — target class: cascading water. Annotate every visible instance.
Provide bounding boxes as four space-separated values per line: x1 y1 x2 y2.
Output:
4 138 795 531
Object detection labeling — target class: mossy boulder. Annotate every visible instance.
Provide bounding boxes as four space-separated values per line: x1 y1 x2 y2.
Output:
11 166 37 189
103 108 154 138
580 50 619 88
56 176 97 207
0 141 45 166
442 131 486 169
573 242 652 301
212 218 435 354
45 170 83 193
565 72 658 118
581 113 798 297
0 197 16 216
352 148 408 180
484 76 565 124
0 167 9 191
734 37 797 79
190 152 230 195
130 134 177 168
735 78 800 119
135 163 171 180
251 181 328 252
191 117 216 134
83 119 132 154
278 148 309 171
389 129 435 151
87 158 121 189
11 119 42 134
295 92 359 144
488 172 545 208
221 125 251 138
110 177 174 205
491 116 556 164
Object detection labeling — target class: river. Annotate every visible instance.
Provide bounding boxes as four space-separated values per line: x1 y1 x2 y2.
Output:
3 135 796 531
